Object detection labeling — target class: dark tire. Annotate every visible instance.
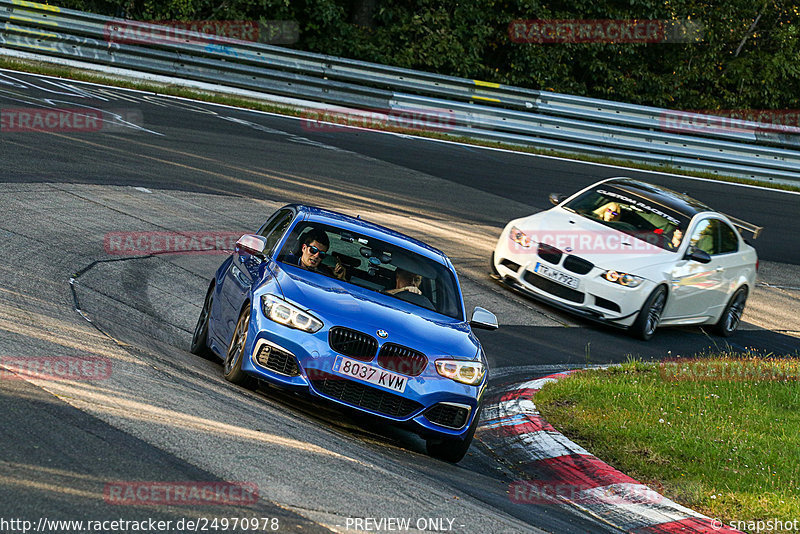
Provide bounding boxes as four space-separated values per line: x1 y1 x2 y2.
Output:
223 305 255 387
490 251 499 276
629 286 667 341
190 282 215 359
712 286 748 337
426 406 481 463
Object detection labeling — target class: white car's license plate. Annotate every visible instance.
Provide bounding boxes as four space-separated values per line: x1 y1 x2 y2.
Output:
332 356 407 393
533 262 580 289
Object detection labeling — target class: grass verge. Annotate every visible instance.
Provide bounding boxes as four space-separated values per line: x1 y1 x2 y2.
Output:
1 55 799 194
536 353 800 526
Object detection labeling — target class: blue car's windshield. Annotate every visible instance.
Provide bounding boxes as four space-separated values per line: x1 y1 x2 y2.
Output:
277 222 463 320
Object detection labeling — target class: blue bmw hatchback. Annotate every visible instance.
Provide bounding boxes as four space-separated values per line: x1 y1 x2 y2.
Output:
191 205 498 462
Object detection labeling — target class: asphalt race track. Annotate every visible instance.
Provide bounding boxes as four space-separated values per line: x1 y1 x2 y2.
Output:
1 69 798 533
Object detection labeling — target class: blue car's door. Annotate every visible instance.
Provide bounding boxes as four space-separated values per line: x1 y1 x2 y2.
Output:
214 209 296 347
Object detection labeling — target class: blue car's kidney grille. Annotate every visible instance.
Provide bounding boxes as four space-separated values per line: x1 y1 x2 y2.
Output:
424 403 470 429
328 327 378 362
311 372 422 418
377 343 427 377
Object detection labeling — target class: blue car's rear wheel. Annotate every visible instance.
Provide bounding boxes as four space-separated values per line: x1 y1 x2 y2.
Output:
224 306 255 387
190 282 214 359
426 406 481 463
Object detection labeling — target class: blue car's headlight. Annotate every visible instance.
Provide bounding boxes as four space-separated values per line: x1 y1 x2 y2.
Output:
435 359 485 385
261 295 323 333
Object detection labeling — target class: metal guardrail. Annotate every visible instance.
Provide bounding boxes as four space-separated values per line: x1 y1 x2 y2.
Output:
2 0 800 183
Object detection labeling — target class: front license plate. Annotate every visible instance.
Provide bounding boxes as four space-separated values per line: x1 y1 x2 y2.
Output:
332 356 407 393
534 262 580 289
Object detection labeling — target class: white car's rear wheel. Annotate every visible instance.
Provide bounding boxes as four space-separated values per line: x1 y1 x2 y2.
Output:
713 286 748 337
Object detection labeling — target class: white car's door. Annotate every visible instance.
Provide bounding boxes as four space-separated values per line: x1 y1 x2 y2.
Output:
665 218 728 319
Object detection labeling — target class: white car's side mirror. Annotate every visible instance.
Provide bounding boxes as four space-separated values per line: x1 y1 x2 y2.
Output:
470 307 498 330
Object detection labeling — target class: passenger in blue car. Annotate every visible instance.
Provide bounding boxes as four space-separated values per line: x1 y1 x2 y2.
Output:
296 228 347 280
386 268 434 310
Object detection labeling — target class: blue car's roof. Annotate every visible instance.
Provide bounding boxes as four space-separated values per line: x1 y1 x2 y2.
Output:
292 205 451 266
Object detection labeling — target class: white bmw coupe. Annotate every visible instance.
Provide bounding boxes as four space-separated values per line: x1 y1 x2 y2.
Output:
492 178 761 340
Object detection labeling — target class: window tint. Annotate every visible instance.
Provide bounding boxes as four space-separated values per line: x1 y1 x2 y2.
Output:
258 209 294 255
718 222 739 254
689 219 716 255
689 219 738 255
264 212 294 254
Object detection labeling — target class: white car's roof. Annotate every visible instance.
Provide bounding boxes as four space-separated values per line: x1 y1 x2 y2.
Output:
599 178 712 218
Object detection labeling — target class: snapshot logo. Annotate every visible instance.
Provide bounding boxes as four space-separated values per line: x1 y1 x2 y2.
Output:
300 107 456 133
508 229 669 254
508 19 703 44
104 20 299 45
0 356 112 381
104 481 259 506
510 481 663 505
726 518 800 533
661 110 800 135
1 108 144 133
104 231 243 256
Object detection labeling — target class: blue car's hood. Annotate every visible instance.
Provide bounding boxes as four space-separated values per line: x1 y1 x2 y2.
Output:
269 264 479 359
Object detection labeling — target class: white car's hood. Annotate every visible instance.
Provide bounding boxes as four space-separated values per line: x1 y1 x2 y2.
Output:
514 208 678 273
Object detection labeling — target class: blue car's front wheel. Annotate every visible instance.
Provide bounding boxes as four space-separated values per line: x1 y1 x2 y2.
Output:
223 306 255 388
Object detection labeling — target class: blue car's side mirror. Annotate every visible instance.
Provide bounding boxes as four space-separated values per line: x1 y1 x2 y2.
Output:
235 234 268 260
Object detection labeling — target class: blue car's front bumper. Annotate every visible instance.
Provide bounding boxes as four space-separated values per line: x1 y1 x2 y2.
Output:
237 303 485 441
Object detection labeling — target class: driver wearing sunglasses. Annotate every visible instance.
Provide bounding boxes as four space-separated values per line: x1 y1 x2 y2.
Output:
298 229 347 280
594 202 622 222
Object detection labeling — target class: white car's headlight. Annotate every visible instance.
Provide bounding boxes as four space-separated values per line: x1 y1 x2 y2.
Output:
261 295 323 333
435 359 485 385
603 270 644 288
509 226 532 249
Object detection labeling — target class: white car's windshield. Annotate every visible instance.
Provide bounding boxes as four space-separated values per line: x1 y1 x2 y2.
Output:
277 222 463 320
564 185 691 251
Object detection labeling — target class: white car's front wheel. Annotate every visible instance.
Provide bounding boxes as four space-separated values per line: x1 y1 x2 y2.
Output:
629 286 667 341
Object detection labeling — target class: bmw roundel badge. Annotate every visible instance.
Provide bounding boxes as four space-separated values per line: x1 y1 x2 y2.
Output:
377 329 388 338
